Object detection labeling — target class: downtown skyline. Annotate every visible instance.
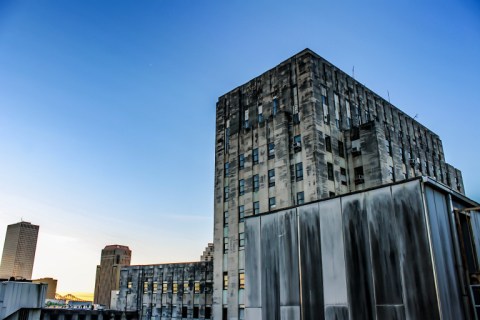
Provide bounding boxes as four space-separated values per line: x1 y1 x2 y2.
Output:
0 0 479 293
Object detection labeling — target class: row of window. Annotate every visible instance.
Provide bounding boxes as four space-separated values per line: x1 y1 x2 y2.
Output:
222 272 245 290
224 164 304 201
138 281 210 294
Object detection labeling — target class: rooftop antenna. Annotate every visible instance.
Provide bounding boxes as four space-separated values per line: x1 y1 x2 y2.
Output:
414 114 418 120
352 66 355 80
387 90 391 103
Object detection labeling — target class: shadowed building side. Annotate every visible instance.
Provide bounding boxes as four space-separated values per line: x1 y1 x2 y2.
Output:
93 245 131 308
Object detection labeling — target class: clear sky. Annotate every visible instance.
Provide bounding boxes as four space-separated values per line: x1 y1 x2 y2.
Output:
0 0 478 293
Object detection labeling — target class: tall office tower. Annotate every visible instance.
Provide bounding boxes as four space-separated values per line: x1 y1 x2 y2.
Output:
0 221 39 280
93 244 131 308
212 49 464 319
32 277 57 299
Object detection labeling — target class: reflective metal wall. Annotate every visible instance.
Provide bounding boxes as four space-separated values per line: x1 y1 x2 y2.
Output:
245 179 469 320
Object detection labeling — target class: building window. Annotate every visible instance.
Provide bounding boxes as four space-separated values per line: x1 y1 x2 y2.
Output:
258 105 264 123
205 307 212 319
239 308 245 320
153 282 158 293
293 135 302 152
340 167 346 176
224 162 230 177
143 281 149 293
325 136 332 152
193 307 199 319
354 166 364 184
269 197 276 210
162 282 168 292
239 205 245 223
194 281 200 293
252 174 259 192
239 154 245 169
345 99 351 128
329 191 336 197
223 272 228 290
338 140 345 158
244 110 249 129
268 169 275 187
273 97 278 116
327 162 334 181
224 187 229 202
297 192 304 205
239 273 245 289
173 282 178 294
253 148 259 164
127 281 133 289
239 233 245 247
223 211 229 226
239 179 245 196
322 86 329 123
253 201 260 215
334 93 340 128
268 142 275 159
295 163 303 181
224 237 229 253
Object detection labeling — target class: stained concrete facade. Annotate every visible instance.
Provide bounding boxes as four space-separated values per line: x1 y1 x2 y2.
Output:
213 49 464 319
200 244 214 262
116 262 213 320
94 245 131 308
0 280 46 320
0 222 39 280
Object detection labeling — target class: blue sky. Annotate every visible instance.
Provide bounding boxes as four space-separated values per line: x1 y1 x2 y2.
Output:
0 0 478 292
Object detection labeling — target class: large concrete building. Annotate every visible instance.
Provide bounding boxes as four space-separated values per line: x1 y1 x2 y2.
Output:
93 245 131 308
212 49 464 319
115 261 213 320
0 221 39 280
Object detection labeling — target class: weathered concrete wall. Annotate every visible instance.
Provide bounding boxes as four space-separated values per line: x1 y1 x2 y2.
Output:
0 281 46 319
213 48 465 319
244 178 476 319
116 262 212 320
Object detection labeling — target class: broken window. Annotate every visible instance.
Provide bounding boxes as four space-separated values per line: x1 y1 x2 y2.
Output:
268 142 275 159
338 140 345 158
327 162 334 181
258 105 263 123
325 136 332 152
293 135 302 152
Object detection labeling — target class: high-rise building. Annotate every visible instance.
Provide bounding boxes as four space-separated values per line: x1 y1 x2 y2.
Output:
0 221 39 280
212 48 464 318
93 244 131 308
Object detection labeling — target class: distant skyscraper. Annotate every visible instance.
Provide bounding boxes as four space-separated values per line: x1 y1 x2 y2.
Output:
0 221 39 280
93 244 131 308
32 277 57 299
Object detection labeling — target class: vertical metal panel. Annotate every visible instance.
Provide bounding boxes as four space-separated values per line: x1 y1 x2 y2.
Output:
324 306 349 320
280 306 301 320
376 306 405 319
277 209 300 306
245 308 262 320
298 203 324 320
391 181 439 319
471 212 480 267
342 192 376 320
365 187 403 305
261 213 280 320
319 198 348 306
425 185 465 319
245 216 261 308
